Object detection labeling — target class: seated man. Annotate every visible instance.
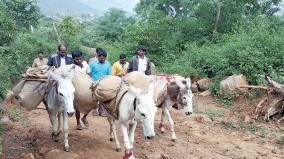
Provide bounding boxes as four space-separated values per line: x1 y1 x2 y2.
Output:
72 50 91 130
32 50 48 68
112 53 129 77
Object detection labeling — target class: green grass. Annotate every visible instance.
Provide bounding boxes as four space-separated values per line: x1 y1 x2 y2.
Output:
276 136 284 145
221 121 234 129
206 109 224 118
5 106 21 122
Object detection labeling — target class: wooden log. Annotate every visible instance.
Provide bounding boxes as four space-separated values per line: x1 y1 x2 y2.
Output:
239 85 267 90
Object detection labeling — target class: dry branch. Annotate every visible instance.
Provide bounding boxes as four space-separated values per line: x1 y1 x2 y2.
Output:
239 85 267 90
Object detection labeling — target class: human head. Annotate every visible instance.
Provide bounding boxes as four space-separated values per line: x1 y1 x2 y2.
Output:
72 50 83 66
96 47 103 57
37 50 44 60
97 49 107 63
119 53 127 64
58 44 68 57
137 45 147 58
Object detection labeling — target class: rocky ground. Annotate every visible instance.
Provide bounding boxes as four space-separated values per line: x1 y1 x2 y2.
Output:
1 95 284 159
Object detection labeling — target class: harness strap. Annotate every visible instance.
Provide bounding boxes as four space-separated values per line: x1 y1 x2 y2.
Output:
133 98 137 111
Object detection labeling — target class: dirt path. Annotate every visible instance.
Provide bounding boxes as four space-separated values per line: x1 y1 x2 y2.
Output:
2 95 284 159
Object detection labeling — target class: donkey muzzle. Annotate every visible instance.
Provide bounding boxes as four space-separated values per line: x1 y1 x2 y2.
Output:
185 112 192 116
145 136 154 140
67 112 74 117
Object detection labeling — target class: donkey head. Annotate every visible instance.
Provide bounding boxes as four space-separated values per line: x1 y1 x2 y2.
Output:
49 65 76 117
129 79 157 139
173 76 193 116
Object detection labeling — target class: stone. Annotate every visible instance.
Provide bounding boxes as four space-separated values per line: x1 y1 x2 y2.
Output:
191 82 199 93
199 90 212 97
0 116 14 130
20 153 35 159
220 74 249 95
197 78 212 91
45 149 80 159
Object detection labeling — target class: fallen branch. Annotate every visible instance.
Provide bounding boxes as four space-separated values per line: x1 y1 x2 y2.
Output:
239 85 267 90
255 97 268 115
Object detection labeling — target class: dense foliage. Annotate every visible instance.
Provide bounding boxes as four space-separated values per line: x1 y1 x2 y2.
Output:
1 0 284 99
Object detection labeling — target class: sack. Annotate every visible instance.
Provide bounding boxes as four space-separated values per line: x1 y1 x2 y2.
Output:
13 80 47 110
124 72 167 106
92 76 122 102
72 67 95 114
124 71 149 92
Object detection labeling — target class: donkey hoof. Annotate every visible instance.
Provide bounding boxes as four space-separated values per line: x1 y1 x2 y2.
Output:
64 147 70 152
110 138 114 142
161 130 165 134
171 139 176 142
116 148 121 152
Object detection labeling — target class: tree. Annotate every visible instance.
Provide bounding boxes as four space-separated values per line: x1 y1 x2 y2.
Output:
3 0 40 31
57 16 81 50
0 3 16 46
96 8 135 42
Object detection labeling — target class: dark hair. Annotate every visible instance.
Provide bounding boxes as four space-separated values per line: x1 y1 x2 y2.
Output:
97 49 107 57
119 53 126 59
72 50 83 58
96 47 103 53
138 45 147 52
37 50 44 54
58 43 67 51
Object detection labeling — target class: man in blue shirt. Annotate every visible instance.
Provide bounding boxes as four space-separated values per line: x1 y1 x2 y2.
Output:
89 48 111 117
89 49 112 80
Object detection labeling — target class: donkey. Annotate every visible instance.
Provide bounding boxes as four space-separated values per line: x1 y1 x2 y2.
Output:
104 79 157 159
123 72 193 142
43 65 76 152
156 75 193 142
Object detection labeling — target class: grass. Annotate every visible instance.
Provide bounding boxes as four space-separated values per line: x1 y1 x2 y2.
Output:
5 106 21 122
221 119 271 138
276 136 284 145
206 109 224 118
221 121 234 129
215 96 233 107
0 124 3 156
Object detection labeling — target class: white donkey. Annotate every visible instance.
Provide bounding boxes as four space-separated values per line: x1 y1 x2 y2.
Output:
157 75 193 142
43 65 76 152
104 79 157 159
124 72 193 142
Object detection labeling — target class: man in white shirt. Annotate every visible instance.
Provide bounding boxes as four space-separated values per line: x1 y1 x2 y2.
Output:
47 44 72 68
72 50 91 130
128 45 152 75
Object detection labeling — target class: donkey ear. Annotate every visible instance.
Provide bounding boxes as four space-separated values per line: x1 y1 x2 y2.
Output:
147 78 154 97
49 72 60 81
66 64 76 80
128 84 142 101
185 77 192 89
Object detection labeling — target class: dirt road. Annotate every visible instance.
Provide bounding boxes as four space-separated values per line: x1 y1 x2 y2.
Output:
2 96 284 159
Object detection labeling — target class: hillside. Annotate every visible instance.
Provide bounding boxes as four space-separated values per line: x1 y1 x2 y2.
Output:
37 0 103 16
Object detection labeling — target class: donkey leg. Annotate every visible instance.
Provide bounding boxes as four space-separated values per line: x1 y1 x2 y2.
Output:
107 117 115 141
164 108 176 142
57 113 63 134
49 112 59 142
160 108 166 133
121 123 134 159
63 113 70 152
128 120 137 149
108 117 121 152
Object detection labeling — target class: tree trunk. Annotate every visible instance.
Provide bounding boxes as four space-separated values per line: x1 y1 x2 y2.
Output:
213 0 221 33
